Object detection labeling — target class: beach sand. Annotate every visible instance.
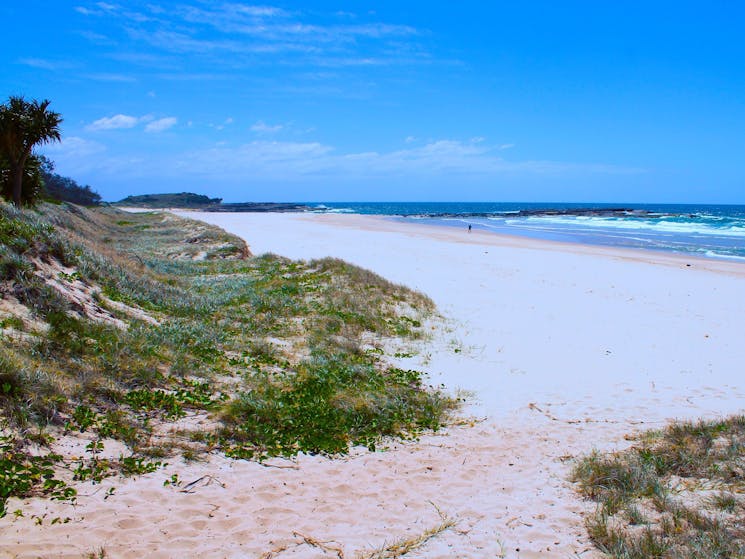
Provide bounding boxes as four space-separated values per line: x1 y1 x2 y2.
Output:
4 212 744 558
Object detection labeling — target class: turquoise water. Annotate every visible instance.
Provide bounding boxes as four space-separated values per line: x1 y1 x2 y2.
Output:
308 202 745 261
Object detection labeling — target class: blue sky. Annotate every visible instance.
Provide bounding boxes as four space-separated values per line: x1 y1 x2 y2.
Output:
2 1 744 203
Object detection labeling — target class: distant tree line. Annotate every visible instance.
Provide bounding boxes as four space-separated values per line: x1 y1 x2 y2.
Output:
0 95 100 207
38 155 101 206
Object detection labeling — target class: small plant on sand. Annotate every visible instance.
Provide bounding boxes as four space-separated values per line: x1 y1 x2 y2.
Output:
119 455 164 475
0 433 76 517
572 416 745 559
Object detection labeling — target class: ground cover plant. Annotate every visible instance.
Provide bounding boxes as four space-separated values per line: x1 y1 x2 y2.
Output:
572 416 745 558
0 201 456 516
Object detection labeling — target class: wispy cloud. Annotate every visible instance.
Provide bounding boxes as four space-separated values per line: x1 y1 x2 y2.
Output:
87 114 142 131
145 116 177 133
127 28 243 55
171 138 644 179
78 30 113 44
251 121 284 134
85 73 137 82
47 134 645 193
76 2 431 69
209 117 235 131
77 1 153 21
41 137 110 176
18 58 75 71
44 136 107 158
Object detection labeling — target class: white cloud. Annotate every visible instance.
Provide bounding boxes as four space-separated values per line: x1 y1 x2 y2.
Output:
87 114 141 131
43 136 106 158
86 113 176 132
251 120 283 134
145 117 177 133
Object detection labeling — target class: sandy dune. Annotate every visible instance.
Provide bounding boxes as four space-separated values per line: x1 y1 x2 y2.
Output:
4 212 744 558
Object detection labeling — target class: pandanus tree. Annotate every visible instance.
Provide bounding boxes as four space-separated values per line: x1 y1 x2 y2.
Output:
0 96 62 207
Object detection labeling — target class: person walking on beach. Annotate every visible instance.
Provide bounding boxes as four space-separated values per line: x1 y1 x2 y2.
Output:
468 224 472 233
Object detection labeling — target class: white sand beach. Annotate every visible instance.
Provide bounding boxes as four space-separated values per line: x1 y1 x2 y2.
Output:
4 212 745 558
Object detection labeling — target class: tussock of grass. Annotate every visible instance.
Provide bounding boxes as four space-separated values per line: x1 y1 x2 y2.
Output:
572 416 745 558
0 201 456 515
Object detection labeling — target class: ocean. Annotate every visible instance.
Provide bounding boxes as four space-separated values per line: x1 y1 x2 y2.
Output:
308 202 745 262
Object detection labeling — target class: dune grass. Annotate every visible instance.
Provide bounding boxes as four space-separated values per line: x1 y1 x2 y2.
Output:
572 416 745 558
0 202 456 516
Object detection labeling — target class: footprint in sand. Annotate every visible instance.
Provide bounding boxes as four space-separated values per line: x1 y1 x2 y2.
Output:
115 517 146 531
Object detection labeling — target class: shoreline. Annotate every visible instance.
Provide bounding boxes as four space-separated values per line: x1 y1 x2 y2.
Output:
305 212 745 276
174 209 745 275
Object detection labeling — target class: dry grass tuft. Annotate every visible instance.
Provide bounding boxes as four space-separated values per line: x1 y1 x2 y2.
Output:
572 416 745 558
355 505 456 559
257 506 456 559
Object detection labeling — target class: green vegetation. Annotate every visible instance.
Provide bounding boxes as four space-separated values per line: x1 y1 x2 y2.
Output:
0 97 90 207
38 155 101 206
116 192 222 208
572 416 745 558
0 96 62 207
0 201 456 516
0 433 75 518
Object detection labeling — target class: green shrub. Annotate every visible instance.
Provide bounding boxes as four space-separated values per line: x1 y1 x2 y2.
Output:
221 351 455 459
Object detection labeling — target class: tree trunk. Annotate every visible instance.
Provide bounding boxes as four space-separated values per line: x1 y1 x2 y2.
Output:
9 153 28 208
10 164 23 207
